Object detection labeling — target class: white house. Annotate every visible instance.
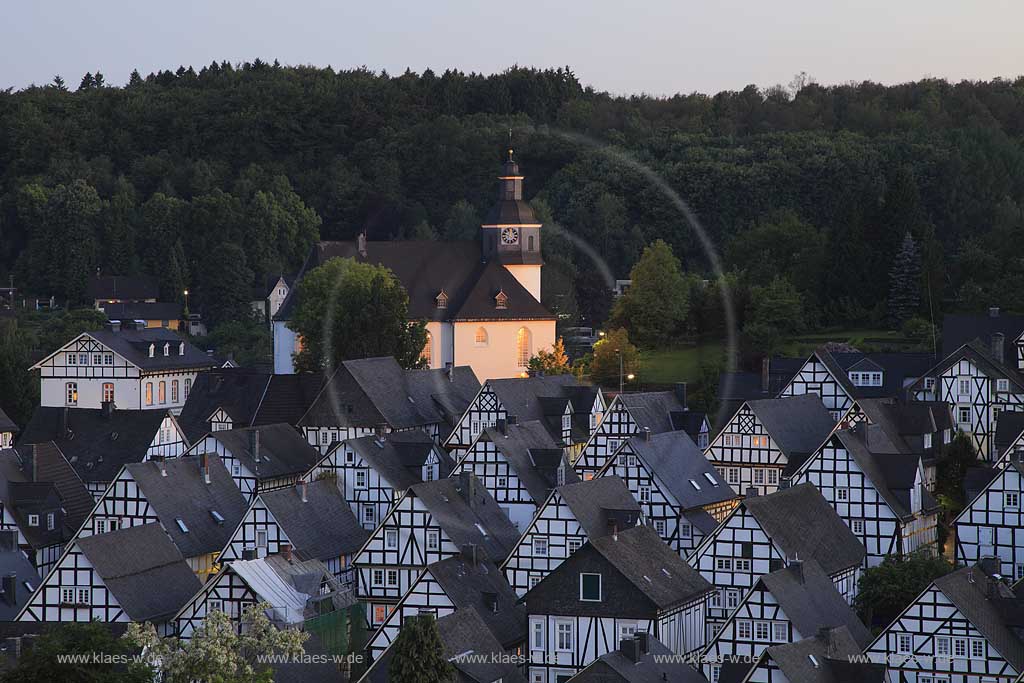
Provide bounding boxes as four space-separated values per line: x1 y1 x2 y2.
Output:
954 454 1024 581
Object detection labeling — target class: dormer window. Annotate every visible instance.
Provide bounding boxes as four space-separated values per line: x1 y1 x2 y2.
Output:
849 371 883 387
163 343 170 357
435 290 448 309
179 342 185 356
148 344 155 358
495 290 509 310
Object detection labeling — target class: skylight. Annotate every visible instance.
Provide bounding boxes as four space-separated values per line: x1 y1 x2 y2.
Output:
661 568 671 577
175 518 189 533
808 654 820 668
210 510 225 524
474 523 488 537
703 472 719 486
689 479 702 491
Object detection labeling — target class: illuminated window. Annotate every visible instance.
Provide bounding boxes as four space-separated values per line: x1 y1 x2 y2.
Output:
421 331 432 367
102 383 114 403
475 327 488 346
145 382 153 406
171 380 179 403
516 328 531 367
158 381 166 404
66 382 78 406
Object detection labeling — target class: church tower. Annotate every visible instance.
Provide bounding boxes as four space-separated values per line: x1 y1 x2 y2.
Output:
481 145 543 301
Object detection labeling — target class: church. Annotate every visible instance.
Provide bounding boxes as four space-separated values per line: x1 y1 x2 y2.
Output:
272 148 557 381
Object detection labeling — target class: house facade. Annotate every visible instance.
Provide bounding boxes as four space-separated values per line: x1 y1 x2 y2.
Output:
954 455 1024 581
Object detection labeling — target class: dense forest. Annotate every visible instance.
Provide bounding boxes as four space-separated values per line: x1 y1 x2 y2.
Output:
1 62 1024 333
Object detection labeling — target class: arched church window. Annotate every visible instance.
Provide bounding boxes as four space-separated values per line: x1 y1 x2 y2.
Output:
421 331 433 367
475 327 488 346
516 328 531 368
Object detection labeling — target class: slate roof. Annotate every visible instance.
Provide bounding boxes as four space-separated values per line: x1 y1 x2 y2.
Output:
260 479 369 560
407 475 521 563
176 369 279 441
556 476 643 540
933 565 1024 671
486 375 594 444
743 394 836 475
857 398 953 455
426 553 527 648
758 559 871 648
0 408 17 434
99 302 182 322
76 523 203 622
616 392 688 435
19 407 171 485
588 525 712 609
942 311 1024 357
623 431 736 510
834 428 938 520
87 275 159 302
995 411 1024 458
764 626 887 683
964 466 1001 506
814 349 939 400
480 420 579 502
346 431 455 492
0 546 41 621
913 341 1024 394
569 635 706 683
15 442 94 536
34 328 217 373
204 424 321 481
434 607 530 683
275 239 553 324
742 483 866 574
125 454 248 558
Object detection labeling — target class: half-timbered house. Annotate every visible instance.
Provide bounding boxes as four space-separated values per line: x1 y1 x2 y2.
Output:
451 418 579 531
866 564 1024 683
175 553 346 640
704 395 835 497
994 411 1024 462
296 356 480 453
306 431 454 531
0 408 18 449
568 633 707 683
218 479 368 588
780 347 936 421
851 397 954 489
503 476 643 596
689 483 866 636
444 375 604 461
574 387 694 479
793 426 939 567
0 530 42 621
910 341 1024 461
954 454 1024 581
942 308 1024 369
185 423 321 502
18 522 202 635
76 453 248 577
29 321 216 412
742 625 887 683
19 405 187 499
353 473 521 627
525 524 713 682
597 430 737 556
366 548 526 661
702 558 870 682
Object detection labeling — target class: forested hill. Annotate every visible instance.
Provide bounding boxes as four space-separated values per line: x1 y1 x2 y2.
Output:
1 63 1023 328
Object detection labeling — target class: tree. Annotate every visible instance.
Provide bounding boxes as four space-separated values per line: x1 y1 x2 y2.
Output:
2 621 153 683
610 240 689 349
124 601 306 683
888 232 922 327
589 328 640 388
441 200 480 241
934 431 978 546
0 320 38 431
855 552 953 627
528 338 571 375
202 319 272 368
742 276 804 356
51 74 67 91
288 257 427 371
388 614 455 683
199 243 255 330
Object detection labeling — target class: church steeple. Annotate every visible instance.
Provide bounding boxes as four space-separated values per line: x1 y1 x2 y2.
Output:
481 140 542 268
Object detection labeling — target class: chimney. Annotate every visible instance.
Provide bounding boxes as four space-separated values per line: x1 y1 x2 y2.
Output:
242 548 256 561
106 320 121 333
458 472 476 504
446 363 455 382
357 231 368 258
250 429 261 464
761 357 771 394
2 573 16 607
789 556 804 583
0 530 18 553
300 480 308 503
507 414 518 426
27 445 38 482
993 333 1005 364
620 637 642 663
461 544 478 566
674 382 688 409
482 591 498 613
59 408 69 439
101 401 115 419
200 452 210 485
280 543 292 562
990 306 1001 318
817 627 832 656
495 418 507 435
636 631 650 655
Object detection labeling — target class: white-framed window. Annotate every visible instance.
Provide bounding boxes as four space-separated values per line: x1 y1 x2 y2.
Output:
344 449 356 464
710 589 723 609
256 529 268 548
46 512 55 530
93 353 102 365
65 382 78 406
852 519 864 535
208 599 224 614
426 529 440 551
102 382 115 403
836 488 849 502
971 638 984 658
639 486 651 502
184 378 191 399
754 621 770 640
104 353 113 365
751 436 769 448
158 381 166 404
555 621 573 652
530 619 545 650
618 622 637 642
737 620 752 639
997 378 1010 393
679 522 691 539
935 636 950 657
766 469 779 485
371 569 385 587
516 327 531 368
79 352 89 365
1016 564 1024 582
384 529 398 550
607 438 620 454
386 569 399 587
924 377 936 391
958 378 971 397
953 638 967 658
533 537 548 557
958 406 971 425
529 574 542 590
723 434 735 447
497 476 507 488
361 505 375 525
562 414 571 432
145 382 154 406
897 633 912 654
67 352 77 365
579 573 602 601
171 380 179 403
924 433 933 449
623 453 637 467
726 590 739 609
772 622 787 642
726 468 740 485
654 520 666 537
716 558 731 571
734 559 751 572
474 327 488 346
27 514 39 527
354 470 368 489
753 469 765 485
568 538 582 554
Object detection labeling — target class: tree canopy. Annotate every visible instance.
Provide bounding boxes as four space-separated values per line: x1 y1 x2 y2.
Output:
387 614 455 683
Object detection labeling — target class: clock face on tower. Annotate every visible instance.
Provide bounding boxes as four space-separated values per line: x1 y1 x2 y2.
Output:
500 227 520 245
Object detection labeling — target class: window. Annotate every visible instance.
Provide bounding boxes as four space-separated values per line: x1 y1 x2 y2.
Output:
93 353 102 365
561 414 571 432
754 469 765 485
935 636 950 657
496 476 507 489
171 380 179 403
897 633 912 654
104 353 113 365
772 622 787 642
66 382 78 406
79 353 89 365
320 431 329 445
385 529 398 549
607 438 621 454
751 436 769 448
579 573 602 601
28 514 39 527
435 291 448 309
208 599 224 614
516 328 531 367
373 605 388 625
924 433 933 449
67 353 77 365
958 378 971 397
953 638 966 658
475 327 488 346
62 587 90 605
529 574 542 590
766 469 779 485
362 505 375 525
421 331 432 367
704 472 719 487
623 453 637 467
710 589 723 608
355 470 368 489
533 538 548 557
997 379 1010 393
852 519 864 534
726 468 740 485
679 522 691 539
734 559 751 572
568 538 582 554
971 639 984 658
145 382 153 406
723 434 734 447
371 569 385 587
184 378 191 399
1005 492 1020 509
654 520 666 537
46 513 55 530
618 622 637 642
555 622 573 652
737 620 752 639
102 383 114 403
531 619 545 650
755 621 770 640
158 381 166 404
426 530 440 551
639 485 651 502
726 590 740 609
1016 564 1024 582
386 569 399 587
836 488 849 502
716 558 732 571
958 407 971 425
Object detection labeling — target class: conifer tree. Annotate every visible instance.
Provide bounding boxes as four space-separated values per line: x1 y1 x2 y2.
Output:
388 615 455 683
888 232 922 327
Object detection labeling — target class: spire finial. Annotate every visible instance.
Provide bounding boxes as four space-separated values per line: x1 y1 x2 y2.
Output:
507 128 514 161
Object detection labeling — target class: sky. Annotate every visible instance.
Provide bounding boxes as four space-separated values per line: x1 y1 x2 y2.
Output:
3 0 1023 96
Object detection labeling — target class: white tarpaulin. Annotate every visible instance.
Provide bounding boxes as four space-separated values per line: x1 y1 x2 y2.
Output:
230 558 309 624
